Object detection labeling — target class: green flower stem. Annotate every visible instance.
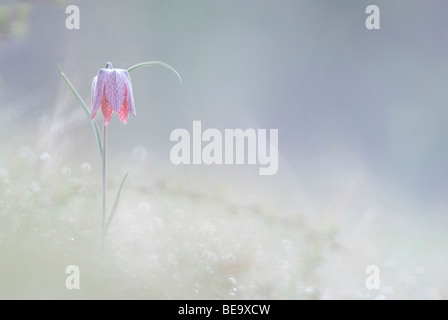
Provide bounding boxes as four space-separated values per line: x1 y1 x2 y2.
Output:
102 124 107 230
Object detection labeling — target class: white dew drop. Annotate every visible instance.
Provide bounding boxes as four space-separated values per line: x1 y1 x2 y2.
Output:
81 162 92 173
202 250 218 263
305 286 314 294
60 166 72 176
131 146 149 162
40 152 51 162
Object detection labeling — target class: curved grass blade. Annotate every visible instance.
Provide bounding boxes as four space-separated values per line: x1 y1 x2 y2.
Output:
58 64 103 160
104 171 129 234
127 61 182 83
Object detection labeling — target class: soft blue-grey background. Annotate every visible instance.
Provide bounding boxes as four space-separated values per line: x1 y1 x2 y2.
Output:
1 1 447 209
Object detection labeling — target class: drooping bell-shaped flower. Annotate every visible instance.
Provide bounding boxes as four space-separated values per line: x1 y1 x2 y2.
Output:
91 62 136 126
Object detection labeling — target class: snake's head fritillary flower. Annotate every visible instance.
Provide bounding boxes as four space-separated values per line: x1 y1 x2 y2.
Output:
91 62 136 126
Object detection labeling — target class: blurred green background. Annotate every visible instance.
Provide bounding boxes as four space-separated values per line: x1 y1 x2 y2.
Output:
0 0 447 299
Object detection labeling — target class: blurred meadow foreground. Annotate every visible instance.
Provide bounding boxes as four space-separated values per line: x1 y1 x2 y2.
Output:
1 1 448 299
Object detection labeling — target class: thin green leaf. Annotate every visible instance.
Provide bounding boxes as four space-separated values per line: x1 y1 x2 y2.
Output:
127 61 182 83
104 171 129 234
58 64 103 160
